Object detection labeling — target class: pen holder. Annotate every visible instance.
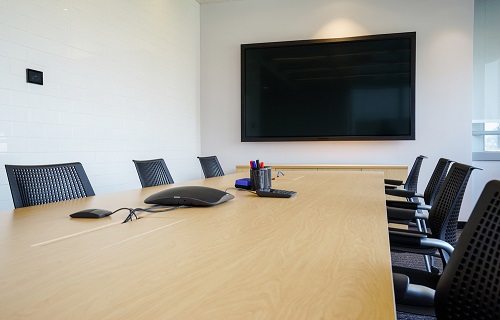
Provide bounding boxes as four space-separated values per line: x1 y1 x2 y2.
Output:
250 167 272 191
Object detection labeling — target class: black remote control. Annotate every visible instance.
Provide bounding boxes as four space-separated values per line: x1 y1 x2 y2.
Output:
256 189 297 198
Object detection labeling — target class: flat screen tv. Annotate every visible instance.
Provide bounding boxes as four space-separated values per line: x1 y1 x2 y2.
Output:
241 32 416 141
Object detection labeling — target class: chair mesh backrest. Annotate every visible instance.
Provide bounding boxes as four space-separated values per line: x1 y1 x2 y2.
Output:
423 158 452 206
197 156 224 178
435 180 500 320
5 162 95 208
428 163 475 246
133 159 174 188
404 155 426 192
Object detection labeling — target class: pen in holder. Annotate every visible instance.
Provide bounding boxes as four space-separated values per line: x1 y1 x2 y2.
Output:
250 167 272 191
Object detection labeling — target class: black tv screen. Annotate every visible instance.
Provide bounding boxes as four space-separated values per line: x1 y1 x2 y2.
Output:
241 32 415 141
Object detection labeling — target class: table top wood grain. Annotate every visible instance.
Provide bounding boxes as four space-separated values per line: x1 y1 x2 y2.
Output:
0 171 395 320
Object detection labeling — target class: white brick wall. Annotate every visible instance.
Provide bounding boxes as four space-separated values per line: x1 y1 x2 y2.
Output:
0 0 201 210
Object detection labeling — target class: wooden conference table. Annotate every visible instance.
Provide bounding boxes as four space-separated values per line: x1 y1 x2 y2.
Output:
0 171 395 319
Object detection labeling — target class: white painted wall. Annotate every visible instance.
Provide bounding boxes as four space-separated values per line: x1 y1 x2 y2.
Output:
0 0 201 210
201 0 478 219
470 161 500 209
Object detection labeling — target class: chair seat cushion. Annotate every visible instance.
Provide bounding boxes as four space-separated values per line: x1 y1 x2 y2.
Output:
393 266 441 289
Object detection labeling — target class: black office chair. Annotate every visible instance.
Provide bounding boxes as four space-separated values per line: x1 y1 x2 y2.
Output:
197 156 224 178
388 163 478 272
5 162 95 208
385 155 427 193
133 159 174 188
386 158 452 211
393 180 500 319
387 158 452 249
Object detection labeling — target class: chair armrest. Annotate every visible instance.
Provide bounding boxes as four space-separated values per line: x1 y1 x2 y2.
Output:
388 218 412 225
389 229 454 256
405 284 435 306
389 228 431 237
389 228 429 246
393 273 435 306
418 204 432 211
384 178 404 186
386 200 420 210
387 207 417 220
385 188 416 198
393 273 410 302
388 227 429 235
420 238 454 256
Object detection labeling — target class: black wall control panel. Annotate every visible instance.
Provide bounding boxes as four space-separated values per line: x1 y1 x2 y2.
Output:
26 69 43 85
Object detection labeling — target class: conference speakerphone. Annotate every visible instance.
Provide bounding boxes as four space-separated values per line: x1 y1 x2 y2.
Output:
144 186 235 206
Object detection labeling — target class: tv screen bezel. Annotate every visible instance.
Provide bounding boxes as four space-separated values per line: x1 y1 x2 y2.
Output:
241 32 416 142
